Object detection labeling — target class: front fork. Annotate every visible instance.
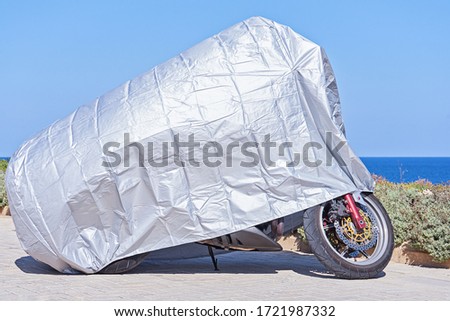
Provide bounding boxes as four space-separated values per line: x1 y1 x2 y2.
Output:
344 193 366 230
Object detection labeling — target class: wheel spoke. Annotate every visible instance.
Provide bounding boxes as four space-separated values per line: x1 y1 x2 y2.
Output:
360 250 370 258
340 246 349 257
323 224 334 231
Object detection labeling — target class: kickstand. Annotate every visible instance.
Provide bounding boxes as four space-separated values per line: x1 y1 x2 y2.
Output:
208 245 219 271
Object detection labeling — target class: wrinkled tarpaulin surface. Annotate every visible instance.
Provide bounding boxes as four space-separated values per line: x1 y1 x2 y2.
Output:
6 17 374 273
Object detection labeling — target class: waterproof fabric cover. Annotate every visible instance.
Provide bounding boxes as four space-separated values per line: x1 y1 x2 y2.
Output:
6 17 374 273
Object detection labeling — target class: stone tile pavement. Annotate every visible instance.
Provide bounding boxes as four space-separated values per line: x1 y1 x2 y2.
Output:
1 217 449 300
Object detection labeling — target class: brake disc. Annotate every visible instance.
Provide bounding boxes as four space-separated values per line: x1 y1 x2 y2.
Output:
333 203 379 253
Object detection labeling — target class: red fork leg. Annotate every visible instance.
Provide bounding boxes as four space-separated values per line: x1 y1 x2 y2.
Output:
344 194 366 230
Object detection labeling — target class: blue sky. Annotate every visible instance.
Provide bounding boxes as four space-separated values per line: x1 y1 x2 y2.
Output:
1 0 449 157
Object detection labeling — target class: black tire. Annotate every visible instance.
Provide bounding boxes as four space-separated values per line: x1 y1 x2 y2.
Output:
98 253 149 274
303 193 394 279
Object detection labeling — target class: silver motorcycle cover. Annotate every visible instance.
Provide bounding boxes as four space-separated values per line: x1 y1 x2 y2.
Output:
6 16 374 273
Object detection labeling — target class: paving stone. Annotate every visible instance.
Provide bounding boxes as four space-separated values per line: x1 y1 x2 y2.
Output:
1 217 449 300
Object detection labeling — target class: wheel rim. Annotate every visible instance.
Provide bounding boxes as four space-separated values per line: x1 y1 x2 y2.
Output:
319 196 390 266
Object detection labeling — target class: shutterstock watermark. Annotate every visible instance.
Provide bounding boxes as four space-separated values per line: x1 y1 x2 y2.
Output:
101 132 345 168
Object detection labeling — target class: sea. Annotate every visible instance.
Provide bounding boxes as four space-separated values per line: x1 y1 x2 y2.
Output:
360 157 450 184
1 156 449 184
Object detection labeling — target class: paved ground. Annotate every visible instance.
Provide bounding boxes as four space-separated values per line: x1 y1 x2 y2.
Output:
1 217 449 300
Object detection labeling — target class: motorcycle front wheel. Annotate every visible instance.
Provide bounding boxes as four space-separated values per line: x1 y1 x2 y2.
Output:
303 193 394 279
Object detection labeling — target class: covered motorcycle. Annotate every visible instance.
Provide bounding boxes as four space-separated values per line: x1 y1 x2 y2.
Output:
6 16 393 277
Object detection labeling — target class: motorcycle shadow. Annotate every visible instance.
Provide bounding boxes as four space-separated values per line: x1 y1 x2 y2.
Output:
14 251 338 279
133 251 338 279
15 256 61 275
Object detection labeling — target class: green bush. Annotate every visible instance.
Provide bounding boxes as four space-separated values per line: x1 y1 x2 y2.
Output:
374 178 450 262
0 160 9 207
0 159 7 172
0 170 7 208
